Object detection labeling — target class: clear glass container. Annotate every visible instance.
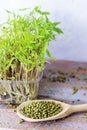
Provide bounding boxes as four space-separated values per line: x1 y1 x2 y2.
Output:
0 73 42 104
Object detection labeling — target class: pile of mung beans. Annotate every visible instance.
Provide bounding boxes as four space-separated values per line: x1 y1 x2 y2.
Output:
20 101 63 119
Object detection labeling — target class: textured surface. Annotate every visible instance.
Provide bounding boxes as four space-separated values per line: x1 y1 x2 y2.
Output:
0 60 87 130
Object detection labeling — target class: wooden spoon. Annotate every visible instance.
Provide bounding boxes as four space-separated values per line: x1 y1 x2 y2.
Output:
17 99 87 122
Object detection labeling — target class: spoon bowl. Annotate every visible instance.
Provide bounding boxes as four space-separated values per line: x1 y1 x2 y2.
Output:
17 99 87 122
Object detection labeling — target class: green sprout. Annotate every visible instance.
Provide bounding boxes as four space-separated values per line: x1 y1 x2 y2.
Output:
0 6 63 80
0 6 63 102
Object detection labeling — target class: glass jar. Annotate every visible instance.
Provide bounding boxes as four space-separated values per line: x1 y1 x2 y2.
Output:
0 73 43 104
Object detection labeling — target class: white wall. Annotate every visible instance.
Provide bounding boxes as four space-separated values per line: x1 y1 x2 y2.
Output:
0 0 87 62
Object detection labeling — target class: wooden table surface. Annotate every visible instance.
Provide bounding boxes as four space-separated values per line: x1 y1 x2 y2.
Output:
0 60 87 130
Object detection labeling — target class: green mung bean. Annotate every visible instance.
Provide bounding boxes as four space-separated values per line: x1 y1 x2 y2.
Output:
20 101 63 119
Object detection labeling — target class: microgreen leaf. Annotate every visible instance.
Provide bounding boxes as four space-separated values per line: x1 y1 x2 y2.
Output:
46 49 56 60
53 27 63 34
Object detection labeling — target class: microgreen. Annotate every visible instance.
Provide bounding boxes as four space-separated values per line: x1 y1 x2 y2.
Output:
0 7 63 102
0 6 63 80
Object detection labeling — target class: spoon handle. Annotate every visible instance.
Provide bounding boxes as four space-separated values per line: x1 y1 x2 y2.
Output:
71 104 87 113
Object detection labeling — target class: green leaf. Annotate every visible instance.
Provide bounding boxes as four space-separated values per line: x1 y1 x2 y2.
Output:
34 6 50 15
5 10 12 14
53 22 61 26
46 49 56 60
53 27 63 34
19 8 29 11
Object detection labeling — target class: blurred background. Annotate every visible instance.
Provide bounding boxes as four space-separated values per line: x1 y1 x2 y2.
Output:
0 0 87 62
